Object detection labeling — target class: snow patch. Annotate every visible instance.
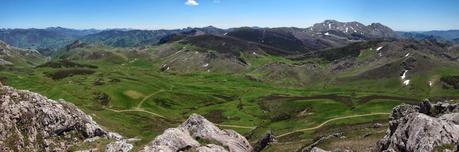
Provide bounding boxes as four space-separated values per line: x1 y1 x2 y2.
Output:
224 32 228 35
376 46 383 51
345 27 349 33
324 32 330 36
252 52 257 55
401 70 408 80
403 80 410 86
405 53 410 57
429 81 433 87
400 70 411 86
378 52 382 57
328 23 331 29
202 63 209 67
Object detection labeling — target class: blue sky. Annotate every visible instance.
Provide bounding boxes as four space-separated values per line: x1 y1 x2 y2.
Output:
1 0 459 31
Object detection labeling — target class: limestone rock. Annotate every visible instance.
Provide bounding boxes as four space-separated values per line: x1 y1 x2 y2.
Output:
377 101 459 152
196 144 228 152
0 84 125 151
105 140 134 152
141 113 252 152
310 147 330 152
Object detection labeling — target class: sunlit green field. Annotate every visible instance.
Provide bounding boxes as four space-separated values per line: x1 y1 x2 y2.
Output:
1 55 459 150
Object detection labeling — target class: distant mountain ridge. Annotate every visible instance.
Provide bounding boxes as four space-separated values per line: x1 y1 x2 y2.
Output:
0 27 100 49
80 26 227 47
398 30 459 41
224 20 398 53
306 20 398 39
7 20 459 53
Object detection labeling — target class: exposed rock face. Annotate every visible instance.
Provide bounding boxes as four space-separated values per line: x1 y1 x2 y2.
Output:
0 40 44 66
106 140 134 152
141 114 252 152
307 20 398 39
310 147 330 152
0 83 131 151
377 100 459 152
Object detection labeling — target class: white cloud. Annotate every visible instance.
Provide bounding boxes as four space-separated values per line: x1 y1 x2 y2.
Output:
185 0 199 6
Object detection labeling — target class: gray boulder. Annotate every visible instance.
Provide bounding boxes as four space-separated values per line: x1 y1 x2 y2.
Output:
377 101 459 152
310 147 330 152
0 83 130 151
105 140 134 152
141 113 252 152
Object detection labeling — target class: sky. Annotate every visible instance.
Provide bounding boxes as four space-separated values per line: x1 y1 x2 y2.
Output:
1 0 459 31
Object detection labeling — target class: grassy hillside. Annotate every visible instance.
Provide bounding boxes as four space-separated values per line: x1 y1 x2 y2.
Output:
1 37 459 151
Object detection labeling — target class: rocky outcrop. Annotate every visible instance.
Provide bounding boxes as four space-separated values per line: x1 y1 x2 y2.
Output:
310 147 330 152
0 83 131 151
377 100 459 152
306 20 398 39
141 113 252 152
0 40 45 66
106 140 134 152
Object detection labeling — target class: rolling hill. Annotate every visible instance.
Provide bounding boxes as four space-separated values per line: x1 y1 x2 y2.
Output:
0 40 46 67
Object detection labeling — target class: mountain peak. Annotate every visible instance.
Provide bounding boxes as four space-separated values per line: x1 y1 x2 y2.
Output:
307 20 396 39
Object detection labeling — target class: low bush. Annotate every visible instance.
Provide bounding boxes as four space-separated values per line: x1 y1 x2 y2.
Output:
440 76 459 89
45 68 96 80
37 60 97 69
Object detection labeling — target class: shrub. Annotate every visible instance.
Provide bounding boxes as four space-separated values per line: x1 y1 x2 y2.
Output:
440 76 459 89
37 60 97 69
45 68 96 80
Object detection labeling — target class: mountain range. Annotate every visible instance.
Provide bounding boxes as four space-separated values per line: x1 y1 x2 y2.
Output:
3 20 457 51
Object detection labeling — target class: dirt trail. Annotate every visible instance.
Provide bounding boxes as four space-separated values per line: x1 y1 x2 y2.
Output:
106 91 390 131
276 112 390 138
105 89 257 129
136 89 165 109
104 108 167 119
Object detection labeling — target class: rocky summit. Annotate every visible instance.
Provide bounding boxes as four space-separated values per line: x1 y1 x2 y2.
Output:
0 83 131 152
377 100 459 152
141 113 252 152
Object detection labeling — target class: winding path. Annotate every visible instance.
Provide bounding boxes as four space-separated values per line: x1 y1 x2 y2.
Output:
105 89 257 129
136 89 165 109
104 89 168 118
276 112 390 138
104 108 167 119
105 90 390 131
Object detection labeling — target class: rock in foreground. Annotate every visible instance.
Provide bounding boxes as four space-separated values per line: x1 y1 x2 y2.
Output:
141 113 252 152
377 100 459 152
0 83 131 151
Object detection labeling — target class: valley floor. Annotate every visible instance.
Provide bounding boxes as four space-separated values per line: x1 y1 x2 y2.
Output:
1 59 459 151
